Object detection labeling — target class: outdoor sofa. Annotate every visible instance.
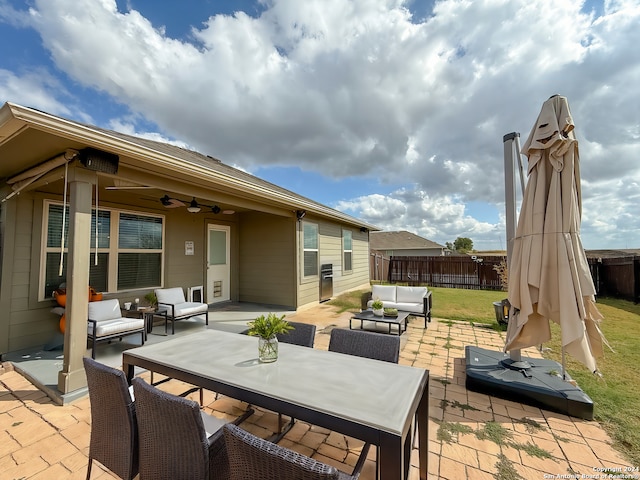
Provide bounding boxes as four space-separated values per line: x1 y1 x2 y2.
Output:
362 284 432 327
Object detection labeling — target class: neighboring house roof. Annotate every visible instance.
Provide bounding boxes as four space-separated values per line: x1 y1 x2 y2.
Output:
0 102 378 231
370 231 445 251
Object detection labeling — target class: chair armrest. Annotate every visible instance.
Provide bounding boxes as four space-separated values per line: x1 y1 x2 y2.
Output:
88 318 98 338
157 302 177 319
423 290 433 326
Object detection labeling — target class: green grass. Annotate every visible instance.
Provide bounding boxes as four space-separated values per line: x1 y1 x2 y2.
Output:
542 297 640 466
328 286 640 465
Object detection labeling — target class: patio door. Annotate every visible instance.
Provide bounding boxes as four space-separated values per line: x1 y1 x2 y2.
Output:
206 224 230 304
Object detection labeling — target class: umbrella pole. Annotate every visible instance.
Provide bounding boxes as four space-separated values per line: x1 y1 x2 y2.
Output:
503 133 531 368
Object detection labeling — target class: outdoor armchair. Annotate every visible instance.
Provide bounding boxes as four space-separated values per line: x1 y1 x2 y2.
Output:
223 423 369 480
87 299 145 359
83 357 138 480
155 287 209 334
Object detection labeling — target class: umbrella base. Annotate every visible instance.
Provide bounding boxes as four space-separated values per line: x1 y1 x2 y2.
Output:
465 346 594 420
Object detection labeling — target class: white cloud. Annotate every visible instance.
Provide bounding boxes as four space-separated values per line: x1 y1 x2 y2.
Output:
4 0 639 249
336 188 500 249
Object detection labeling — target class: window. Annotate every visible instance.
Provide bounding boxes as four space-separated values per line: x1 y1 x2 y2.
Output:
343 229 353 272
42 202 163 300
302 222 318 277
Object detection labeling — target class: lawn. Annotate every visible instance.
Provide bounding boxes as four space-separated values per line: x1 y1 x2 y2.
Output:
328 286 640 465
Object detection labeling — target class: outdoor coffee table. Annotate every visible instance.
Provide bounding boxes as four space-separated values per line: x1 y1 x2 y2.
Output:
350 309 411 335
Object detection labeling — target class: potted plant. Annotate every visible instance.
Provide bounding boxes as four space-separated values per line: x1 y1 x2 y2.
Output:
246 313 294 363
371 298 384 316
144 291 158 308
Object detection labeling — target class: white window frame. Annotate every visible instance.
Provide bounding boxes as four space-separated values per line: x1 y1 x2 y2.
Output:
40 200 165 301
302 221 319 279
342 229 353 273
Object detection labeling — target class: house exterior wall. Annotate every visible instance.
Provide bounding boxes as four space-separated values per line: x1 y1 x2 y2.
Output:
238 211 296 307
161 210 240 300
298 217 370 307
3 194 57 353
0 192 243 356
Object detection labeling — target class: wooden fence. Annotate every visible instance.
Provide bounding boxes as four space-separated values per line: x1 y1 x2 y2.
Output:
369 253 390 283
386 256 505 290
382 255 640 303
588 256 640 303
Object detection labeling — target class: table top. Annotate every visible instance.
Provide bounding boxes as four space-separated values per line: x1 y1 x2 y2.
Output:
352 309 411 323
123 329 427 436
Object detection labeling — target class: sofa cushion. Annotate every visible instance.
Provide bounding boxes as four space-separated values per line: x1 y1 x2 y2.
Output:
394 302 424 314
167 302 208 318
155 287 186 305
87 318 145 337
88 299 122 322
371 285 396 303
396 286 427 304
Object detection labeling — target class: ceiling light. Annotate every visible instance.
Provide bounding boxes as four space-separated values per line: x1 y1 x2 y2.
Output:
187 198 201 213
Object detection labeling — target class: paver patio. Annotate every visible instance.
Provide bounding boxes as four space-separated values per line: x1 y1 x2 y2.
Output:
0 303 631 479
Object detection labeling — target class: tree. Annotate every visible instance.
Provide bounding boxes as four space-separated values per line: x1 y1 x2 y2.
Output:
447 237 473 253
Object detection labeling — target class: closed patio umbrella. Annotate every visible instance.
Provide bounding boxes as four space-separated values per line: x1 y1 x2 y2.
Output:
505 95 608 373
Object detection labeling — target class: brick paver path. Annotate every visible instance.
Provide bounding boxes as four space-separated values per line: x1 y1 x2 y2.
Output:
0 305 631 479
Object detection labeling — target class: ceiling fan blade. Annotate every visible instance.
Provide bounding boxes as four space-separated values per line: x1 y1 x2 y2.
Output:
165 199 185 208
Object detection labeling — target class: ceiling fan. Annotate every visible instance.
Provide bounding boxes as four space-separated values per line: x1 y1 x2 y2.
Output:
159 195 186 208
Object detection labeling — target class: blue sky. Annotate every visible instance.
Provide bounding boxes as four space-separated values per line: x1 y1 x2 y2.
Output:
1 0 638 250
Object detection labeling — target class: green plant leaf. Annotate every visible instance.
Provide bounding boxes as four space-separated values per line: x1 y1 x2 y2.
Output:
246 313 294 339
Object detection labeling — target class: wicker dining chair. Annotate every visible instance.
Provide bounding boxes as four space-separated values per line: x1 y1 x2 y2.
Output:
132 377 231 480
270 321 317 443
328 328 400 363
83 357 138 480
223 423 369 480
328 328 401 480
277 321 316 347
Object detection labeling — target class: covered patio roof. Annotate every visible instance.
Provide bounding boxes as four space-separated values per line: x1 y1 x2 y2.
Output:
0 102 378 231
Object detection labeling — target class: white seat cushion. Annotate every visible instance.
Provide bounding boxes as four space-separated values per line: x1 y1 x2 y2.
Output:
88 318 144 337
394 302 424 314
88 299 122 322
200 411 227 438
396 286 427 303
167 301 208 318
371 285 397 303
155 287 186 305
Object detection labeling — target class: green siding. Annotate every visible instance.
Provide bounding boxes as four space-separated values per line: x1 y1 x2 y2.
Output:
238 212 296 307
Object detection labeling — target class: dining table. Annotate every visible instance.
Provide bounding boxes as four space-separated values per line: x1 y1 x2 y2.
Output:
122 329 429 480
